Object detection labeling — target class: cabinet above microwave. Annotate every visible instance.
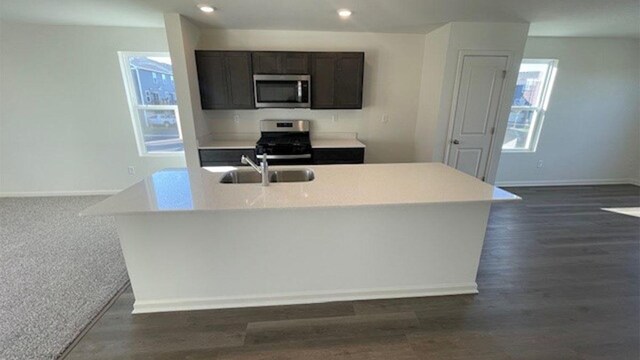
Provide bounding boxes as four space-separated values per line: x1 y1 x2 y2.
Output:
195 50 364 110
252 52 309 75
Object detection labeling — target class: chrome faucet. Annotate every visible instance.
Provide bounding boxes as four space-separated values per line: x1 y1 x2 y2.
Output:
241 154 269 186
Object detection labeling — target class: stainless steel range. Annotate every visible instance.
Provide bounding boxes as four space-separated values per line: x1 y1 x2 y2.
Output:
256 120 312 165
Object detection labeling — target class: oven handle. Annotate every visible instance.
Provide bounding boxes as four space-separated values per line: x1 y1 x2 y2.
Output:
260 154 312 160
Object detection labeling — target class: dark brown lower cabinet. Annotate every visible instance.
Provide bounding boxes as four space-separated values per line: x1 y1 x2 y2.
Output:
199 148 365 166
199 149 256 167
312 148 365 164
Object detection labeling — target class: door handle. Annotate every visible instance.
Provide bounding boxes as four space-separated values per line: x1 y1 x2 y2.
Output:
452 139 460 145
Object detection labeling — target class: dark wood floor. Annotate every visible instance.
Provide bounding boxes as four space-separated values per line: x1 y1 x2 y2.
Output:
64 185 640 360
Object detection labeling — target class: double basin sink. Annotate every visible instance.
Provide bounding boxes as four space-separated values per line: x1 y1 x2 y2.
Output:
220 169 315 184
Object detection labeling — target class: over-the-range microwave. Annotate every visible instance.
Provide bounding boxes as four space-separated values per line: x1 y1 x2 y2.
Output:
253 74 310 108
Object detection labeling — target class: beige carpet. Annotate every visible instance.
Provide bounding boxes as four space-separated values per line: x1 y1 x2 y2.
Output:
0 196 127 360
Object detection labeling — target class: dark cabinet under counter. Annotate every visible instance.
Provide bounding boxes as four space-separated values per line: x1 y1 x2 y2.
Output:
312 148 365 165
199 149 256 167
199 145 364 167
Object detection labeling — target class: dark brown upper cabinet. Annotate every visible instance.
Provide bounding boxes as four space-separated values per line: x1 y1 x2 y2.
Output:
195 51 255 110
195 50 364 110
311 52 364 109
252 52 309 74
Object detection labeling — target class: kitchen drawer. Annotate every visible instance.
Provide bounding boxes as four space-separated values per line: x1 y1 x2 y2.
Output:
199 149 256 166
313 148 364 164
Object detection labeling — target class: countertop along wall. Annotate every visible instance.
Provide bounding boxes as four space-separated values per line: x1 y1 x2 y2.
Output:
192 28 426 164
496 37 640 186
0 22 186 196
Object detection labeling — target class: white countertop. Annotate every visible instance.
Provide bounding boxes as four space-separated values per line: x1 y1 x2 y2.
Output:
82 163 519 216
311 138 365 148
198 133 365 149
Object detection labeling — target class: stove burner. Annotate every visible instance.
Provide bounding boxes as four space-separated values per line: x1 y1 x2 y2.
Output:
255 120 312 164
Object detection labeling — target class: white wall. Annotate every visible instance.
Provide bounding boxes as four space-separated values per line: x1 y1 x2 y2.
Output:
413 22 529 183
0 22 186 195
496 37 640 186
414 25 451 162
194 29 426 163
164 14 207 170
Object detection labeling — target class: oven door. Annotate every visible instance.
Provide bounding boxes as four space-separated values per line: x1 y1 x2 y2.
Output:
254 75 310 108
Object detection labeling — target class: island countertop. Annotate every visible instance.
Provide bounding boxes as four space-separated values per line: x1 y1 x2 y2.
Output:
82 163 519 216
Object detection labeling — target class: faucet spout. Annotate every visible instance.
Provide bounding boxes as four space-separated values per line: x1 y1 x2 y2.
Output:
241 155 261 173
241 155 270 186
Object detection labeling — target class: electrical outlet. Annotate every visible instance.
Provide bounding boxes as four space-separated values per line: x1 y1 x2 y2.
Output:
233 114 240 123
537 160 543 168
127 166 135 175
332 115 337 122
382 114 390 124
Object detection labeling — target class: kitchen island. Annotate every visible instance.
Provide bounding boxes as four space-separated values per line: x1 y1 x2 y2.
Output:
83 163 519 314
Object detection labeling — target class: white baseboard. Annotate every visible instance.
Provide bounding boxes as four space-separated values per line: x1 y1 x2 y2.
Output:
495 178 639 187
132 283 479 314
0 189 120 198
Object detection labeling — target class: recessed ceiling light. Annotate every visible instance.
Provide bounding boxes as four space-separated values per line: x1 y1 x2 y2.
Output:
338 9 352 18
198 4 215 13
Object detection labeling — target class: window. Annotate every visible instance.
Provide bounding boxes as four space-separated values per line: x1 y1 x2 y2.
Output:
502 59 558 152
118 52 183 155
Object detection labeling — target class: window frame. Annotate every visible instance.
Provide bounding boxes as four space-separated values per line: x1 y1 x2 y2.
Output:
117 51 183 157
502 58 558 153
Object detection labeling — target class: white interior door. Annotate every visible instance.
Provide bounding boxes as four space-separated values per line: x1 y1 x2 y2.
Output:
446 55 508 180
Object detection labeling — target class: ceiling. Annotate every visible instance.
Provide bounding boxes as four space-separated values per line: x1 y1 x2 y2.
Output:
1 0 639 38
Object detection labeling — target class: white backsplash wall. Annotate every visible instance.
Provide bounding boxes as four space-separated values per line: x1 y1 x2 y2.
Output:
195 29 426 163
204 109 361 134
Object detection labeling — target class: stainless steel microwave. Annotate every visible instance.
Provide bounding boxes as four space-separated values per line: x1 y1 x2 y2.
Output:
253 74 311 108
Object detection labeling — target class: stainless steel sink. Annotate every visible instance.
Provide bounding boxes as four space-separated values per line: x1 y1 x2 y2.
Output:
220 169 315 184
219 170 264 184
270 169 315 183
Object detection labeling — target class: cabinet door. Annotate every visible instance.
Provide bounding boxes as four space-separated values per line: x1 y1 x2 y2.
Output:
313 148 365 164
252 52 280 74
310 53 337 109
281 52 309 74
199 149 256 166
311 52 364 109
195 51 230 109
225 52 255 108
335 53 364 108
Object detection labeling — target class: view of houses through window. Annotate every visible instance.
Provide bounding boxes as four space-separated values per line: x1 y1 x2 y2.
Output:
502 59 558 152
119 52 183 155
